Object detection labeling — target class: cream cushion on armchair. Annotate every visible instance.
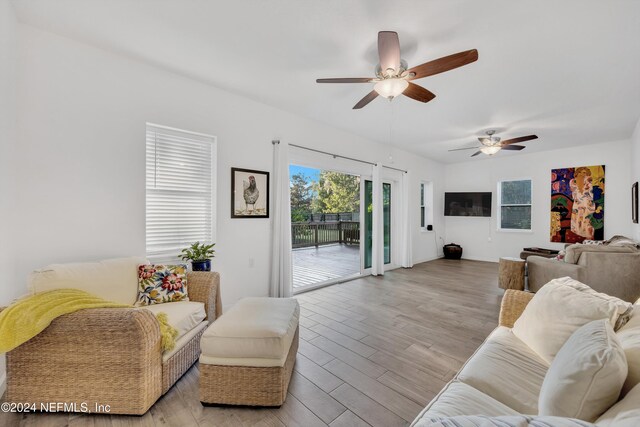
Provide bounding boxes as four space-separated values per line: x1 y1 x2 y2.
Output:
28 256 147 304
143 301 206 339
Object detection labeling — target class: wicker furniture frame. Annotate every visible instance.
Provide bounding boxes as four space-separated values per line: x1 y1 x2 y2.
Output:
498 289 534 328
6 271 220 415
200 327 299 407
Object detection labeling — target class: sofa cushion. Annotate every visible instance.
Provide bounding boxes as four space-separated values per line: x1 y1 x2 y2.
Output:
411 381 520 424
565 244 636 264
135 264 189 306
605 235 640 249
200 297 299 367
617 305 640 395
512 277 632 362
414 415 596 427
29 257 147 305
143 301 206 340
457 327 549 414
539 319 627 422
595 383 640 427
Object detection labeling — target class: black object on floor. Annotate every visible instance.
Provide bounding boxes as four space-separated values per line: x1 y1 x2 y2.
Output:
443 243 463 260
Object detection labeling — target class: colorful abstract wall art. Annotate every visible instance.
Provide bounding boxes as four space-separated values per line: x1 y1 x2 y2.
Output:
550 165 605 243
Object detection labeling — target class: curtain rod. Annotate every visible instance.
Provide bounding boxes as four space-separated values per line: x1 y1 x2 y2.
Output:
272 140 407 174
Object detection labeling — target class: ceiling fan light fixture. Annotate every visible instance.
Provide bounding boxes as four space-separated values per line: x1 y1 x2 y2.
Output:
374 78 409 99
480 145 501 155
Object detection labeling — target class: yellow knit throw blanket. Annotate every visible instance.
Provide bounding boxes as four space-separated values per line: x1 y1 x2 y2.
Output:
0 289 178 353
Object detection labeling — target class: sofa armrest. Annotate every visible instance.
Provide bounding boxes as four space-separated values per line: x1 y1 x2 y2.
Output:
187 271 221 321
527 255 585 293
498 290 534 328
7 308 162 414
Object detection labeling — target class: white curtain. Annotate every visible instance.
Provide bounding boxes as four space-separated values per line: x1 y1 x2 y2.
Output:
400 171 413 268
269 140 293 297
371 163 385 276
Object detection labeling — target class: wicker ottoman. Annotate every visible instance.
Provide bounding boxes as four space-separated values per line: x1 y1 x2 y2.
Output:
199 297 299 407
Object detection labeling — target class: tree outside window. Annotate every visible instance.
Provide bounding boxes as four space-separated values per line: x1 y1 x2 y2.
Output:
498 180 532 230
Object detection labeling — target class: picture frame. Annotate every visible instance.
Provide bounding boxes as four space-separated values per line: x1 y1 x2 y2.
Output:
633 182 638 224
231 167 269 218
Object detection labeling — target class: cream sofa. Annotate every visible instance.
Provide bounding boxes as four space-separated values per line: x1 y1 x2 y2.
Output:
6 257 220 415
411 288 640 426
528 244 640 303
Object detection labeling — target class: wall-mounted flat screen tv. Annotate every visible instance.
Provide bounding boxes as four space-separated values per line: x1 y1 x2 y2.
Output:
444 192 492 217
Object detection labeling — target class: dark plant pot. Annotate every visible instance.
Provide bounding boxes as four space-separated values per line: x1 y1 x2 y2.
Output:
192 259 211 271
443 244 463 260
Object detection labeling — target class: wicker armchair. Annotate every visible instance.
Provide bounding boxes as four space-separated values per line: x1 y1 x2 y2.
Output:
498 289 534 328
6 271 220 415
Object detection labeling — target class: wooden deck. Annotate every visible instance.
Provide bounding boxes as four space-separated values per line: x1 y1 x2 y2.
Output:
2 259 503 427
293 244 360 290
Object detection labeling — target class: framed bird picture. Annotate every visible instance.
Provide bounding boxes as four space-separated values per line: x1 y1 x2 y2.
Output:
231 167 270 218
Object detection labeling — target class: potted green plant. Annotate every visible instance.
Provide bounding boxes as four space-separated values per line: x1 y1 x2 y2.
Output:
180 242 216 271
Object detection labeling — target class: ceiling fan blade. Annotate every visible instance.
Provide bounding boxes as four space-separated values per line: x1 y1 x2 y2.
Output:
448 146 480 152
403 82 436 103
501 135 538 145
408 49 479 80
316 78 373 83
471 151 483 157
501 144 526 151
378 31 401 74
353 90 379 109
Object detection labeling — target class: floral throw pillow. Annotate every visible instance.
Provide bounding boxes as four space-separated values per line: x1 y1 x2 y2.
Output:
135 264 189 306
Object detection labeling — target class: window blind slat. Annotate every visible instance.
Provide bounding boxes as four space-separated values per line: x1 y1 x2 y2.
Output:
146 125 215 261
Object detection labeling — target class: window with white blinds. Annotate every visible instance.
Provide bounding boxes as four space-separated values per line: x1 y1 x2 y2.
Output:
146 124 216 261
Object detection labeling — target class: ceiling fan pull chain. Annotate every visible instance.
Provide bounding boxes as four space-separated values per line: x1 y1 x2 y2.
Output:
389 101 394 146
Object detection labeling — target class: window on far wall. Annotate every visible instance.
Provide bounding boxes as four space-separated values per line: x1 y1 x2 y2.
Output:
498 179 532 231
420 181 434 230
145 123 216 262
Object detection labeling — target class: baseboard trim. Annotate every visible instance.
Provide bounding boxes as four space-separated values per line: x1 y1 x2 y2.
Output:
460 255 498 263
413 255 443 265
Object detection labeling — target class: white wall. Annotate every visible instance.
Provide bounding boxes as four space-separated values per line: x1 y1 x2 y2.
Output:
632 118 640 241
444 140 632 262
0 0 18 398
10 24 445 310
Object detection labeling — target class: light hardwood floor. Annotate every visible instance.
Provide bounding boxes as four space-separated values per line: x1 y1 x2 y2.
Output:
1 258 503 427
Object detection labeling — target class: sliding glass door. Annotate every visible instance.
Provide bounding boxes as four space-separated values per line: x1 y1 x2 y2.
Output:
290 164 362 292
363 180 392 269
383 182 391 264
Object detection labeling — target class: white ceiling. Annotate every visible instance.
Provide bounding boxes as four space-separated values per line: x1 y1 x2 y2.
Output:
11 0 640 163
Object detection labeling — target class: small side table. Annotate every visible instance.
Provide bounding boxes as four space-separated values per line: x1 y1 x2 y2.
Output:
498 257 526 291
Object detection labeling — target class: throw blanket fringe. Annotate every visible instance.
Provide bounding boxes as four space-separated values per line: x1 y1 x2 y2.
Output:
155 312 179 352
0 289 178 353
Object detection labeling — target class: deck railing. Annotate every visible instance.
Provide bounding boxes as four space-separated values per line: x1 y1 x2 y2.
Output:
291 221 360 248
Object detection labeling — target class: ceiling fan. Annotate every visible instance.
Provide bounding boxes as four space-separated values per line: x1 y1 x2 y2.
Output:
316 31 478 109
448 130 539 157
